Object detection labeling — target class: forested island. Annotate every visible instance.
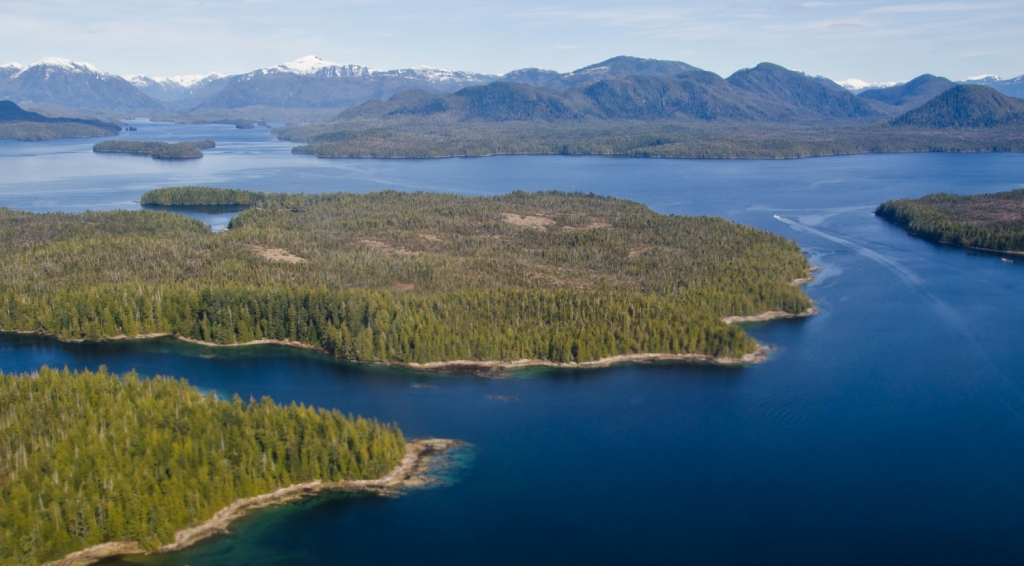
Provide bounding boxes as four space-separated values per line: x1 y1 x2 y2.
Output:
93 140 216 159
0 100 120 141
0 188 813 370
876 189 1024 252
0 366 408 565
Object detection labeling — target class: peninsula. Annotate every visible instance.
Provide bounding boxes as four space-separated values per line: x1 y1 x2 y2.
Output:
0 366 411 565
93 139 216 159
0 188 814 369
876 188 1024 253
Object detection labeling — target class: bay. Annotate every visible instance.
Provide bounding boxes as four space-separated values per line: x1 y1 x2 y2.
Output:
1 122 1023 565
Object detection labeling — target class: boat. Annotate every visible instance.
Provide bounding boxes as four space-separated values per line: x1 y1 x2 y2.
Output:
1002 258 1014 264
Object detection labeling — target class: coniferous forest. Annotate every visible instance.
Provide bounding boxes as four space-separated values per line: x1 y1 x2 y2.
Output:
876 189 1024 252
0 188 813 364
93 140 216 159
0 366 405 565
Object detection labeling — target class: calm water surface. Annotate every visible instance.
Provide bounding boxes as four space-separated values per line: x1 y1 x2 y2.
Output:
1 123 1023 565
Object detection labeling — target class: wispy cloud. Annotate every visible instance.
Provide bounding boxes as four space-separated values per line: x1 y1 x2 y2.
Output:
865 1 1018 13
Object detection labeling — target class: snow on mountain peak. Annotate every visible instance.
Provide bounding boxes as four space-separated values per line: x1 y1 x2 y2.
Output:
408 65 463 82
278 55 336 74
126 73 224 88
32 57 108 76
837 78 900 92
964 74 1001 82
1 62 26 71
257 56 375 78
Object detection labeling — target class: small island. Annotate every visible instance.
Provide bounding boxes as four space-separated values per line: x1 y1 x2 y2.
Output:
876 188 1024 253
0 366 431 565
93 139 216 159
0 188 814 371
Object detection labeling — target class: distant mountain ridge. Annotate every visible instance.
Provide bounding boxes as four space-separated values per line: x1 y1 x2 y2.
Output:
959 74 1024 99
126 73 226 102
0 57 163 114
334 62 888 125
0 99 121 140
2 55 1023 127
858 75 956 109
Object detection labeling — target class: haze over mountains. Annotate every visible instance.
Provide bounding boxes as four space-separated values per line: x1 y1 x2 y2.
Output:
2 55 1022 121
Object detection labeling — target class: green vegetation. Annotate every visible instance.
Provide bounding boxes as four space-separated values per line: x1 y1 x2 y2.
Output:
93 140 216 159
876 189 1024 252
282 120 1024 160
0 188 813 364
274 71 1024 160
890 85 1024 128
0 366 405 565
141 186 270 206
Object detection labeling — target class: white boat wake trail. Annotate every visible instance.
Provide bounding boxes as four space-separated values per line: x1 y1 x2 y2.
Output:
773 214 1023 408
774 214 924 287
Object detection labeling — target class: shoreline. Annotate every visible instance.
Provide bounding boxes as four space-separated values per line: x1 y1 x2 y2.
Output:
2 306 818 376
395 344 773 375
292 146 1024 162
880 222 1024 257
721 306 819 325
50 438 460 566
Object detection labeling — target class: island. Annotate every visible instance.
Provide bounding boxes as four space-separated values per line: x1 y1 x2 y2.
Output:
0 366 439 565
0 188 815 371
0 100 120 141
876 188 1024 253
92 140 216 159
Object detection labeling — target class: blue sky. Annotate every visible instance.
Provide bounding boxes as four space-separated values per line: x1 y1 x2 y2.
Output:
1 0 1022 81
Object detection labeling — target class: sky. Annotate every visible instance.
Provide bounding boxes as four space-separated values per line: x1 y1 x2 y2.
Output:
1 0 1022 82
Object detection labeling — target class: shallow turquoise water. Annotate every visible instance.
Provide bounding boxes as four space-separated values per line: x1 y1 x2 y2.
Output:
1 126 1023 565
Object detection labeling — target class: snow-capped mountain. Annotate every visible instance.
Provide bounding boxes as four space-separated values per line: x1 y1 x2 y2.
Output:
243 56 495 83
195 56 497 110
499 67 562 87
258 55 376 78
0 63 27 80
126 73 226 102
964 74 1001 82
836 78 902 93
960 74 1024 98
0 57 163 113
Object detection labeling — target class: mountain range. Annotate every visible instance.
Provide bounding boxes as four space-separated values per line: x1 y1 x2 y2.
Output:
3 55 1022 119
335 63 891 125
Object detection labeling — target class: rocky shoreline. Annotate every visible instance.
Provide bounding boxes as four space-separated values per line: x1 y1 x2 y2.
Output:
48 439 461 566
721 306 820 325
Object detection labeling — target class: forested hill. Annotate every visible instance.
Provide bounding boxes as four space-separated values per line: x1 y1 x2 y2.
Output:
0 366 405 565
857 74 955 110
0 100 121 141
0 188 813 366
876 189 1024 252
890 85 1024 128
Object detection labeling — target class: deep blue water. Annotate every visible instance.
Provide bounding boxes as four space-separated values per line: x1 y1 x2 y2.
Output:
1 123 1023 565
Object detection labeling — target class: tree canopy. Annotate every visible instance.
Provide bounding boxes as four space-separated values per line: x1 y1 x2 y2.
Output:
0 366 404 565
876 189 1024 252
0 189 813 364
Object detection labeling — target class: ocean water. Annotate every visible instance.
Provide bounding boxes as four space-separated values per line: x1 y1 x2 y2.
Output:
1 124 1023 565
